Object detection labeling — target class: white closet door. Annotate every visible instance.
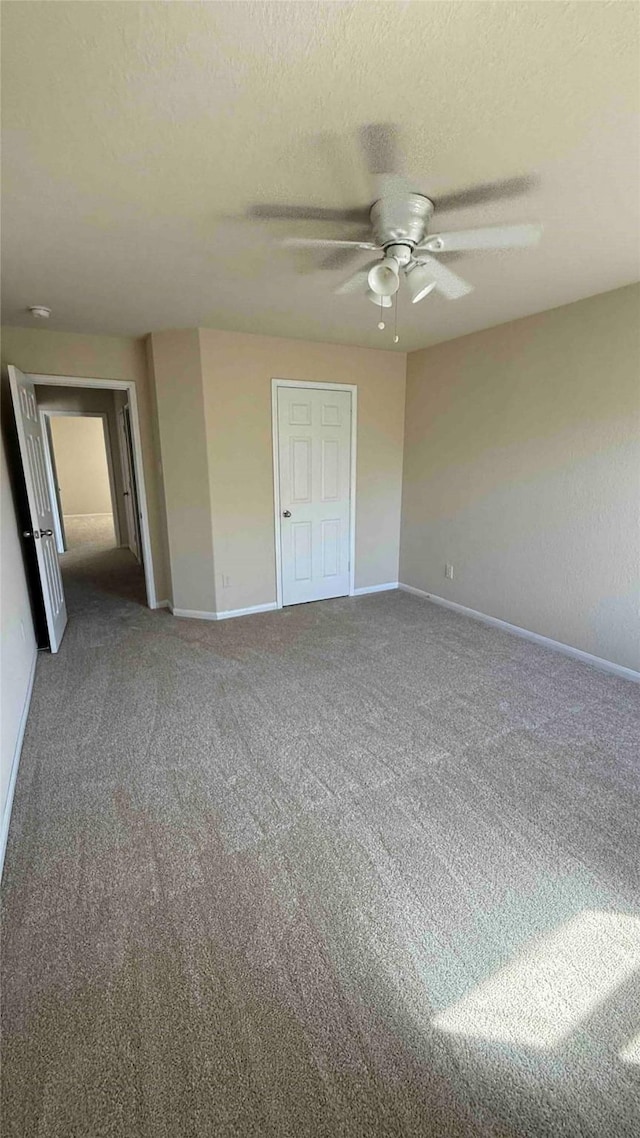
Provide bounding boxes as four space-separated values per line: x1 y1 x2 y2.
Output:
277 386 351 606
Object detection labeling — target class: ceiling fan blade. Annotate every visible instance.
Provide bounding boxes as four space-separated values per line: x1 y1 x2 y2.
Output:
358 123 401 176
374 172 414 203
319 247 368 270
418 223 543 253
283 237 379 251
357 123 414 202
249 204 370 224
431 175 537 213
335 266 375 295
412 254 473 300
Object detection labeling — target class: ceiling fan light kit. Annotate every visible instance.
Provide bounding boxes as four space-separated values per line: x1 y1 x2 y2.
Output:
406 265 437 304
367 256 400 296
367 289 392 307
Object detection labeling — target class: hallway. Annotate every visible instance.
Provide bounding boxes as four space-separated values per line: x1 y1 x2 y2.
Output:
60 524 147 613
63 512 116 551
1 561 639 1137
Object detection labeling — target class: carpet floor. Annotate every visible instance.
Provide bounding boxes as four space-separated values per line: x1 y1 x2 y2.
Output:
63 512 116 550
2 548 639 1137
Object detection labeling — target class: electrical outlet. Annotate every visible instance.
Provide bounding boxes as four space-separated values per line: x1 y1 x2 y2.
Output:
445 563 454 580
222 574 231 589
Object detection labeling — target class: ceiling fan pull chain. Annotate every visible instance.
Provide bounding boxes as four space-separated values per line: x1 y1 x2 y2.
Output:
378 297 385 330
393 290 399 343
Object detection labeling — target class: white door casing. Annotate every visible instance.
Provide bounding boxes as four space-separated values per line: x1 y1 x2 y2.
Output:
8 365 68 652
275 382 354 606
118 405 141 562
39 410 67 554
28 372 157 610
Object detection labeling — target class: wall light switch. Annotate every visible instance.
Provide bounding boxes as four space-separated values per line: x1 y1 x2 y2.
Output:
222 574 231 589
445 564 454 580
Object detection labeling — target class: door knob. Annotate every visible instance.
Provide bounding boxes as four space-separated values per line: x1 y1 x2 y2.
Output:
282 510 291 518
22 530 35 538
40 529 53 537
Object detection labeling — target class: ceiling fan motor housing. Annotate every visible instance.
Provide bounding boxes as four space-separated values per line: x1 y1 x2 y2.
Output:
370 192 434 251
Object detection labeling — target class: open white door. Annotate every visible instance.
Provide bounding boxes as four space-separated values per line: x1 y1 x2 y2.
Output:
8 365 68 652
277 384 352 606
117 405 141 562
39 410 67 554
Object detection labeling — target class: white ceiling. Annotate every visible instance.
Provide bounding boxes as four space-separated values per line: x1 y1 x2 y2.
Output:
2 1 639 352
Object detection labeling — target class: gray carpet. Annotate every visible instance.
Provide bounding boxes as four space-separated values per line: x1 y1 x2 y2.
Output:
63 512 116 550
2 546 639 1137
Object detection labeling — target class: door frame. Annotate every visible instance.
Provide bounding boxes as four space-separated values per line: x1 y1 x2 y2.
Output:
39 409 122 552
30 374 158 609
117 402 142 561
271 378 357 610
39 411 66 554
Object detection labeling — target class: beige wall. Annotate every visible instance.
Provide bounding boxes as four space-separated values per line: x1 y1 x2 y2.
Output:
1 435 37 873
1 326 169 601
400 284 640 671
147 330 215 612
5 299 635 670
49 415 113 516
198 329 407 612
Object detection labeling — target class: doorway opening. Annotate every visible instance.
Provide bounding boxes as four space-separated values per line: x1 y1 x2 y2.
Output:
35 380 151 619
8 367 157 653
41 411 119 554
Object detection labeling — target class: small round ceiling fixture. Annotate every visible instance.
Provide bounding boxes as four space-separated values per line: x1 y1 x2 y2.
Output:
28 305 51 319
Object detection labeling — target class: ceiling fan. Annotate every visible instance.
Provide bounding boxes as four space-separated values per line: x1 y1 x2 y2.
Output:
256 124 542 308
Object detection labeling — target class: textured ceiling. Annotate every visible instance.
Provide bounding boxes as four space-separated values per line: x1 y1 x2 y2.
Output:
2 1 639 351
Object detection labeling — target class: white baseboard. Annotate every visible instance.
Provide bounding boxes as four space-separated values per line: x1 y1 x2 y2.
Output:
171 589 401 616
1 649 37 880
170 602 278 622
398 584 640 683
352 582 399 596
170 606 217 621
216 602 279 621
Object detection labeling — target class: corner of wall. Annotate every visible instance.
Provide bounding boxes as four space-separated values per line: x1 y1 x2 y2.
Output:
145 335 175 608
148 329 217 615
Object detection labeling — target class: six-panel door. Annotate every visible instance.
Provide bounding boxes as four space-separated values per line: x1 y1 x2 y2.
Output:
8 365 68 652
277 387 352 606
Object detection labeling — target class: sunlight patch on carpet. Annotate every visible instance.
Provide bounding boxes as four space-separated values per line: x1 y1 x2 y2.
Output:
433 909 640 1050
